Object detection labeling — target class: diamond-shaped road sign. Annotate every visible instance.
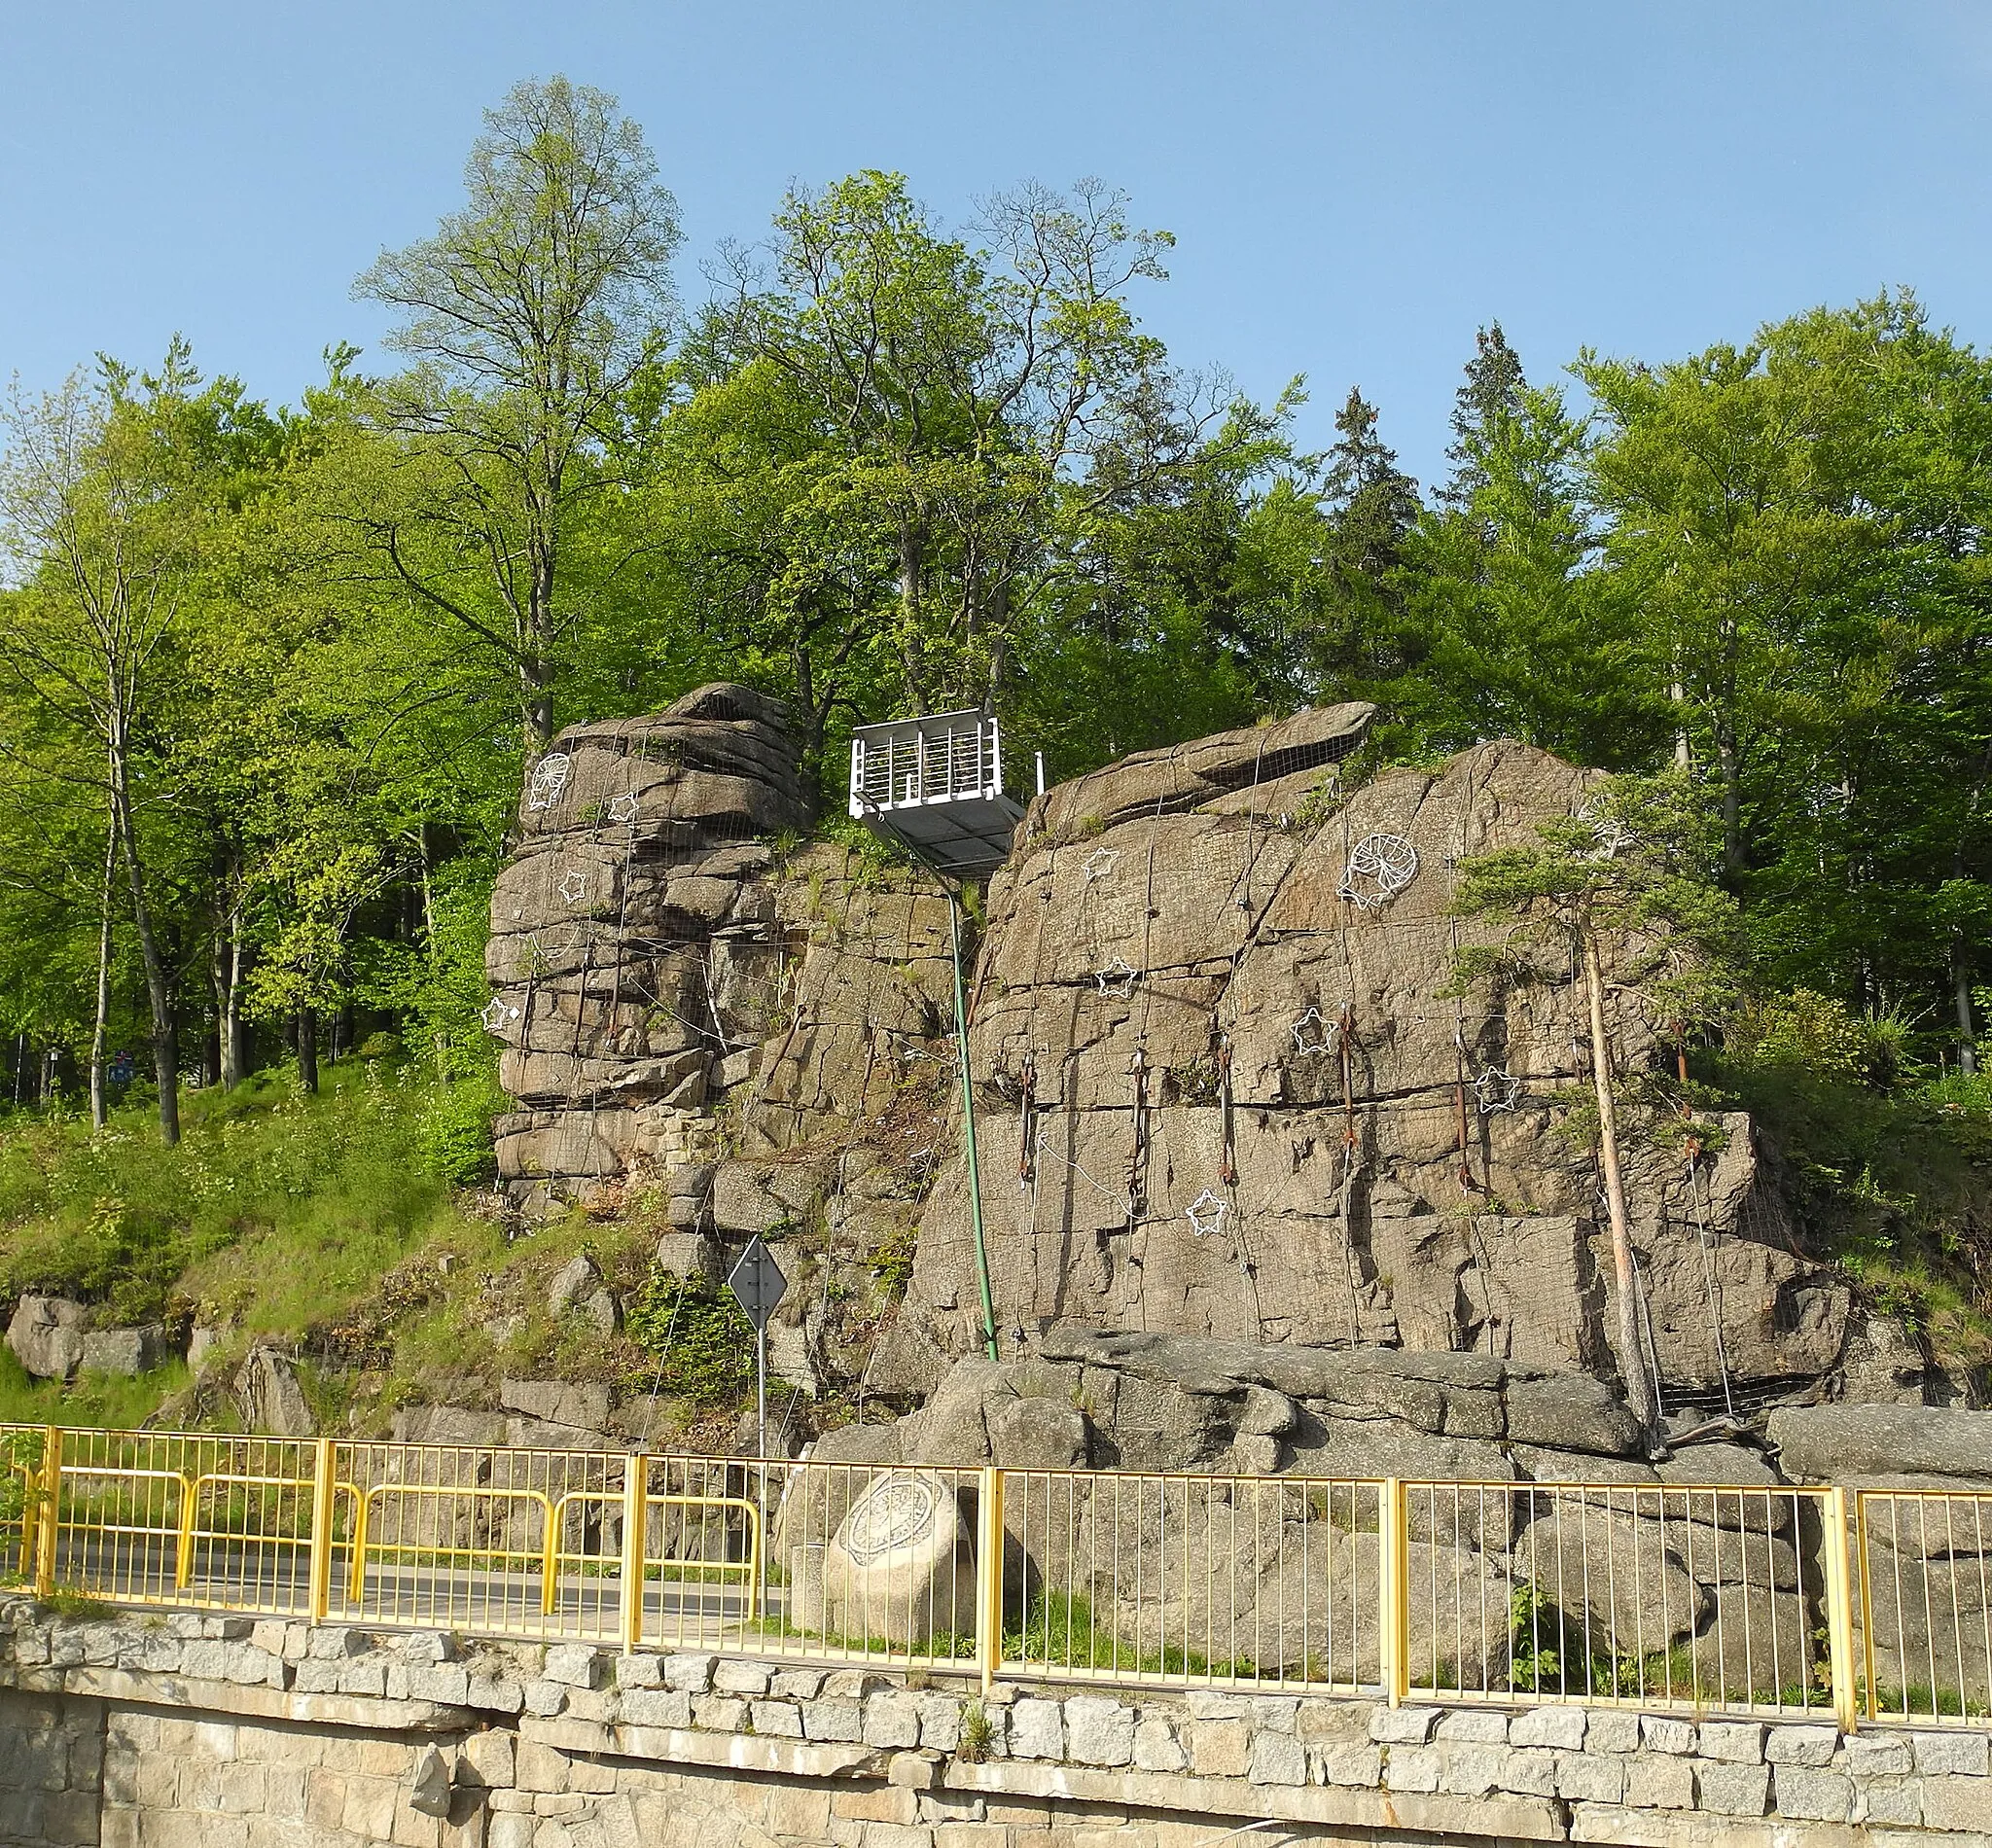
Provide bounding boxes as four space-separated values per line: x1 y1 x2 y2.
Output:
728 1235 789 1332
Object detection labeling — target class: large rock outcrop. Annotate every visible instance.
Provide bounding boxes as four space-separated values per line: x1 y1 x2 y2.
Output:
482 695 1857 1420
484 684 814 1206
883 731 1849 1404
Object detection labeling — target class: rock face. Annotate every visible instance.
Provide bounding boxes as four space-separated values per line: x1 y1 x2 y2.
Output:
484 683 957 1236
884 731 1850 1404
484 683 815 1208
233 1346 313 1438
481 696 1866 1426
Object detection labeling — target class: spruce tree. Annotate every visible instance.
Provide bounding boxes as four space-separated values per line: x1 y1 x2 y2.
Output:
1441 322 1527 510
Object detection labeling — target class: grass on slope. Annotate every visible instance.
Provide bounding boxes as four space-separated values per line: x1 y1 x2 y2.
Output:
1707 1057 1992 1383
0 1060 469 1329
0 1060 744 1439
0 1060 502 1429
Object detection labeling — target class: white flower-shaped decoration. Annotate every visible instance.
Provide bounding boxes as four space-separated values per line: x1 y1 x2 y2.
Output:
1473 1067 1523 1114
1080 846 1119 884
1186 1189 1229 1238
608 791 640 825
1291 1007 1334 1056
1095 957 1136 998
1574 798 1637 861
1337 833 1420 907
558 870 589 906
479 997 520 1034
527 752 573 811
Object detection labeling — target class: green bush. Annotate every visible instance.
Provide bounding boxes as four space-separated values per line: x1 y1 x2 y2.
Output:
624 1266 756 1402
416 1073 507 1185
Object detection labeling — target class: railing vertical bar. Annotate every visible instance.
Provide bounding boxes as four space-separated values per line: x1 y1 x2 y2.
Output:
1824 1485 1858 1732
978 1465 1003 1694
34 1426 59 1598
621 1452 648 1653
307 1438 337 1623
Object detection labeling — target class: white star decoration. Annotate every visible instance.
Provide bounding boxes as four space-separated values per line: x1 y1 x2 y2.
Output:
1186 1189 1229 1238
608 792 640 825
558 870 589 906
1473 1067 1523 1114
1080 846 1119 883
479 998 520 1034
1291 1008 1334 1056
1095 957 1136 998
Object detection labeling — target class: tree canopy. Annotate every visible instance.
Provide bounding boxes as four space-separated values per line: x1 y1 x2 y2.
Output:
5 78 1992 1144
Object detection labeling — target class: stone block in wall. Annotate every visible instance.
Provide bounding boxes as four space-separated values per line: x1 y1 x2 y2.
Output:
1922 1775 1992 1831
1695 1759 1770 1816
1773 1763 1854 1822
1624 1755 1694 1808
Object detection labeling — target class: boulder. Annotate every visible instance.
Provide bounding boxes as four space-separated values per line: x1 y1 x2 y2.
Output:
233 1347 313 1438
547 1255 603 1317
1687 1577 1818 1703
1654 1443 1796 1535
774 1420 903 1599
1767 1403 1992 1487
79 1325 168 1377
1288 1418 1516 1548
986 1397 1089 1471
822 1468 978 1645
1505 1372 1645 1458
1511 1506 1709 1654
709 1159 832 1237
652 1231 721 1282
1865 1550 1992 1714
7 1296 87 1382
1079 1507 1511 1686
391 1405 509 1448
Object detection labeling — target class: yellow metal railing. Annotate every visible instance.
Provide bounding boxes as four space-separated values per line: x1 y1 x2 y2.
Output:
13 1418 1992 1728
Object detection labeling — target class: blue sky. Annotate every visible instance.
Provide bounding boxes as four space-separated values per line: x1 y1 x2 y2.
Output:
4 1 1990 487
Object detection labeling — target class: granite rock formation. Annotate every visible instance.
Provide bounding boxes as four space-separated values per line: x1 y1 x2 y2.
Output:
480 693 1878 1429
483 683 814 1208
880 729 1847 1407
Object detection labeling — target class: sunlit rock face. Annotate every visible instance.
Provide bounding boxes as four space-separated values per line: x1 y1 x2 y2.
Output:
881 731 1846 1404
487 692 1848 1409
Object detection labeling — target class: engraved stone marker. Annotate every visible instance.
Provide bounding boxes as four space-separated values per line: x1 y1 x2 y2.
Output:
824 1468 976 1645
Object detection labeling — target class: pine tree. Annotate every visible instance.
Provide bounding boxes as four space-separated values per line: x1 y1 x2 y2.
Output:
1441 323 1527 510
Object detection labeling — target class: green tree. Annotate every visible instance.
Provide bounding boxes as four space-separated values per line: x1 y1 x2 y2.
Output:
1406 338 1665 764
351 75 683 749
0 345 280 1142
1451 773 1742 1444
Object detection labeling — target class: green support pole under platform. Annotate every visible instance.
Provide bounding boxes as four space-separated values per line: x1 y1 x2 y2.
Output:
949 893 1001 1362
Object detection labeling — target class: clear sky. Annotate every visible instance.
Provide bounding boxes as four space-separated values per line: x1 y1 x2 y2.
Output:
4 1 1990 487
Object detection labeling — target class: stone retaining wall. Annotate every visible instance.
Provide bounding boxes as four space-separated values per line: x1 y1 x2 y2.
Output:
2 1605 1990 1845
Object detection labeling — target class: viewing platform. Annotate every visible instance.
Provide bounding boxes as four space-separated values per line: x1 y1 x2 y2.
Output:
848 710 1026 878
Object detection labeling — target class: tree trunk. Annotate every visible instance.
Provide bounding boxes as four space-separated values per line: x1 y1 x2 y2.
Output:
90 819 116 1129
222 867 247 1087
898 518 928 711
1715 723 1742 881
296 1007 319 1096
1583 928 1659 1447
1954 942 1978 1077
109 723 180 1146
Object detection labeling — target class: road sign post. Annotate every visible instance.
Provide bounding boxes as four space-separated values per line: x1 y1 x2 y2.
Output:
728 1236 789 1463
